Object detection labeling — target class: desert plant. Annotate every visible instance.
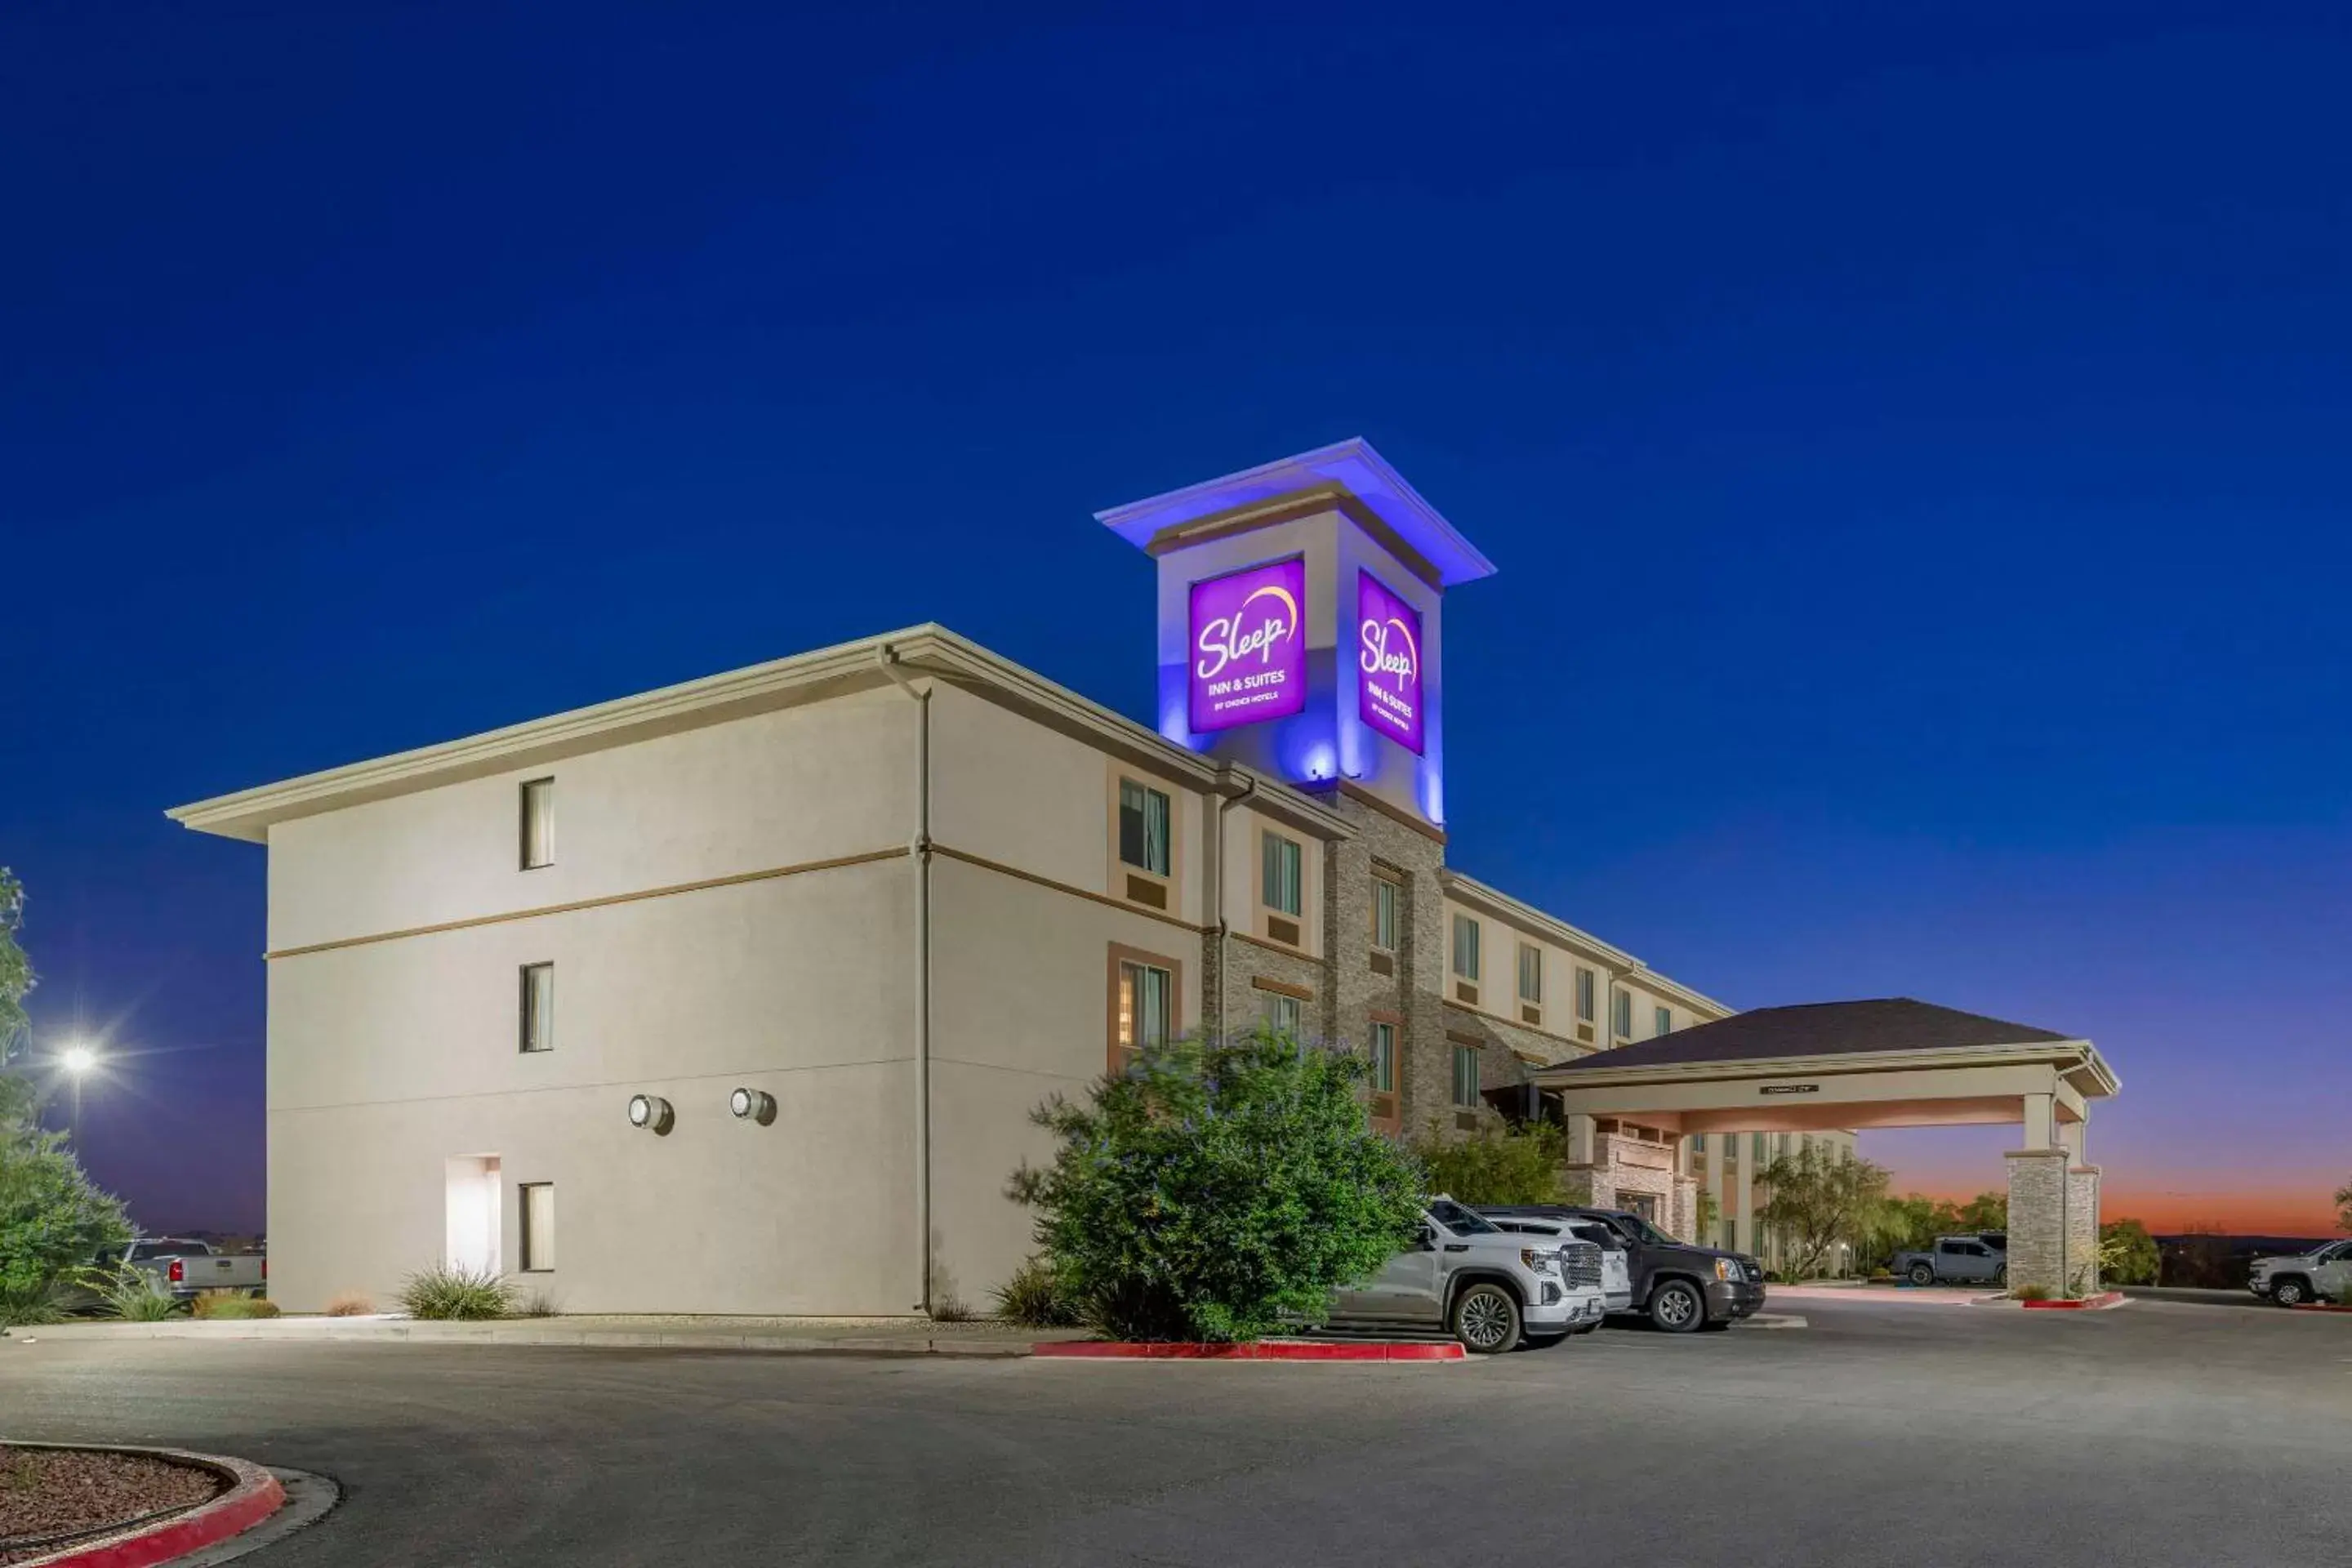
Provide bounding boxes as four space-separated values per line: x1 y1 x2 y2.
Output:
2013 1282 2051 1303
324 1291 376 1317
992 1254 1081 1328
96 1262 183 1321
395 1263 514 1320
510 1289 558 1319
1406 1114 1564 1205
1009 1027 1423 1343
192 1290 280 1320
2097 1218 2160 1286
1757 1145 1892 1280
928 1290 976 1323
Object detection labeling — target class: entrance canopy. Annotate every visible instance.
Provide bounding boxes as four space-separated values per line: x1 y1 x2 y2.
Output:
1529 997 2119 1139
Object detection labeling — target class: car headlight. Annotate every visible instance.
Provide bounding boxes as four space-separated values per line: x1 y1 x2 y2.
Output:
1713 1258 1733 1281
1521 1249 1561 1274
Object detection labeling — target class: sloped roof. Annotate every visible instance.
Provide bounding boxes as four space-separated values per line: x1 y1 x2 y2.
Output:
1549 998 2074 1071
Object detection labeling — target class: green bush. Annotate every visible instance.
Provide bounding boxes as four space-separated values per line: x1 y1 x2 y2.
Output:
396 1264 514 1320
1406 1114 1564 1205
2013 1283 2051 1303
2096 1218 2160 1286
991 1254 1081 1328
96 1262 182 1321
1010 1029 1423 1343
192 1290 279 1320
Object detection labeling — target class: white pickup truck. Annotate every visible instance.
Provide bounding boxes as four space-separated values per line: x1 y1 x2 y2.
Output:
1320 1197 1609 1352
95 1238 267 1301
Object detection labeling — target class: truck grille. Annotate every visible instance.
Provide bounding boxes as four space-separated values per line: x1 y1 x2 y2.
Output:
1557 1240 1603 1290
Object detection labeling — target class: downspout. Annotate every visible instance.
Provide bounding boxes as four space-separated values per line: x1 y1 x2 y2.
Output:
879 646 933 1313
1211 771 1258 1041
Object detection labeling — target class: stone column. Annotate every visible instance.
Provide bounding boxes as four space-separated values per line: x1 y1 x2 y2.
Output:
1559 1112 1608 1206
2005 1147 2071 1295
2066 1163 2102 1295
1732 1134 1754 1257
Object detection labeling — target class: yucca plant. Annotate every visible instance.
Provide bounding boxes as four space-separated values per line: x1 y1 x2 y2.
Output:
192 1290 280 1320
395 1263 514 1320
96 1262 183 1321
991 1254 1080 1327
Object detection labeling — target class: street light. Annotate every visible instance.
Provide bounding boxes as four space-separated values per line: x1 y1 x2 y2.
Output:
61 1043 98 1076
56 1040 100 1144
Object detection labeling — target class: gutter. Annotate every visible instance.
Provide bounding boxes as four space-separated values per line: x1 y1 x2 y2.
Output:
879 645 934 1313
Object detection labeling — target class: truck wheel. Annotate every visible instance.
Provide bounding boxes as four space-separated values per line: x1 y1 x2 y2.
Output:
1450 1283 1521 1353
1907 1262 1935 1287
1649 1279 1706 1334
2272 1277 2309 1307
1992 1266 2007 1288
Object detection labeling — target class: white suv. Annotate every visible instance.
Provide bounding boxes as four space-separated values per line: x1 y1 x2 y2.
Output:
1322 1196 1609 1352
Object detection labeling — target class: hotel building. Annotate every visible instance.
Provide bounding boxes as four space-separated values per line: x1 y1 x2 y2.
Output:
172 441 1837 1313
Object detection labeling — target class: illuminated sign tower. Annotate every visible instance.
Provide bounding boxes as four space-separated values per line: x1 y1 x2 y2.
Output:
1097 439 1495 831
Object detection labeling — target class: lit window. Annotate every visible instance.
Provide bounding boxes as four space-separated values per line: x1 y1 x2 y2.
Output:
520 1183 555 1272
1451 1043 1480 1107
1371 877 1400 951
520 964 555 1054
1260 991 1302 1036
1117 779 1170 877
1451 915 1480 980
1575 967 1596 1023
1612 988 1632 1039
1517 944 1542 1004
1262 832 1303 917
1655 1004 1673 1037
1116 960 1172 1073
1370 1021 1397 1094
519 778 555 870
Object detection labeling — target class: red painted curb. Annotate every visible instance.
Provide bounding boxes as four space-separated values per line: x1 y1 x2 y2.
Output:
2020 1291 2126 1311
14 1447 285 1568
1033 1339 1463 1361
2288 1302 2352 1314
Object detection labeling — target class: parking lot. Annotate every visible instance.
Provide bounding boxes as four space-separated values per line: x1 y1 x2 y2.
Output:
3 1294 2345 1566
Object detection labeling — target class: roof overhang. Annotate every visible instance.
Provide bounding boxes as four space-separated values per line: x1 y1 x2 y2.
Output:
166 625 1356 846
1094 439 1499 587
1535 1037 2122 1103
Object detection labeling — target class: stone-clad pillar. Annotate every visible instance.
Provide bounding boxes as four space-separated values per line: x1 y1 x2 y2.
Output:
2005 1147 2070 1294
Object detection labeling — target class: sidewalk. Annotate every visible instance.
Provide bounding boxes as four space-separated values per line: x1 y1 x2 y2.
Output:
9 1313 1084 1356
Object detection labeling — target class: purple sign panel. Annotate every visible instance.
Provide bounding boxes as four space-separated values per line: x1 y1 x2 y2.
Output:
1356 569 1425 755
1188 557 1307 733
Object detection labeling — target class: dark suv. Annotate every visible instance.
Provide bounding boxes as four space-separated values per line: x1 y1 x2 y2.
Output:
1481 1205 1765 1333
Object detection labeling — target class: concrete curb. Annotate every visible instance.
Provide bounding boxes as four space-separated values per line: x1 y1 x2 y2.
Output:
1034 1339 1463 1361
2019 1291 2127 1311
2288 1302 2352 1315
2 1443 284 1568
11 1320 1053 1356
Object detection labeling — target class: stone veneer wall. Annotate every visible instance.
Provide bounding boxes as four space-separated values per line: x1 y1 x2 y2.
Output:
2005 1147 2072 1294
2065 1164 2102 1295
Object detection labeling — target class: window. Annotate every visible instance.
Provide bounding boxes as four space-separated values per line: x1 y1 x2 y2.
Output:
1117 779 1170 876
1655 1004 1673 1037
519 777 555 870
1691 1133 1708 1154
1427 1198 1497 1235
1451 915 1480 980
1370 876 1400 951
1575 967 1597 1022
519 963 555 1054
520 1183 556 1272
1370 1021 1397 1094
1261 831 1303 917
1115 959 1173 1073
1612 987 1632 1038
1450 1042 1480 1106
1260 990 1302 1036
1752 1132 1767 1162
1517 944 1542 1004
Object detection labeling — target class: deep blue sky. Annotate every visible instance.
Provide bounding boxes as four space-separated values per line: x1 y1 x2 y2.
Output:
6 2 2348 1235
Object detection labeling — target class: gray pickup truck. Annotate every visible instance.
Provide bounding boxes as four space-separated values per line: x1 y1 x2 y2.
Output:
1321 1197 1608 1352
1891 1234 2007 1287
2247 1239 2352 1307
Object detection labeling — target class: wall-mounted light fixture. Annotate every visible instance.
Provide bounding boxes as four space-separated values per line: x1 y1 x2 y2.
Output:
728 1087 777 1125
626 1094 674 1135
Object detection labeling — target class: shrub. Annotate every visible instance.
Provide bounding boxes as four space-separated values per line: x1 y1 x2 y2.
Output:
1009 1028 1423 1343
510 1289 558 1319
395 1264 513 1320
1406 1114 1564 1205
991 1255 1080 1328
2013 1283 2051 1303
928 1290 976 1323
193 1290 280 1320
96 1263 183 1321
324 1292 376 1317
2096 1218 2160 1286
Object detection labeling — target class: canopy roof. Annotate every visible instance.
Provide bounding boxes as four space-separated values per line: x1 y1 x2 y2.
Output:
1550 998 2073 1073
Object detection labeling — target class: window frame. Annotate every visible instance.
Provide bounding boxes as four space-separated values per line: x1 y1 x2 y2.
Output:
1106 943 1184 1076
1575 967 1597 1023
1612 987 1633 1039
1450 1041 1481 1107
519 962 555 1054
1370 1019 1397 1094
1370 874 1401 953
1517 942 1543 1004
1116 777 1172 878
1655 1004 1673 1037
519 1182 555 1272
519 777 555 871
1106 764 1182 913
1259 828 1303 920
1451 913 1481 981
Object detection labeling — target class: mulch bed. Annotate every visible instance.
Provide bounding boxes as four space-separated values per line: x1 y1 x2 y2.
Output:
0 1446 225 1565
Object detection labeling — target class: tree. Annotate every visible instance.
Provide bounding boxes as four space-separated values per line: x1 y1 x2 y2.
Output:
2097 1218 2160 1286
1010 1029 1423 1343
2335 1178 2351 1236
1757 1145 1891 1280
0 871 133 1325
1407 1113 1563 1205
1956 1191 2009 1232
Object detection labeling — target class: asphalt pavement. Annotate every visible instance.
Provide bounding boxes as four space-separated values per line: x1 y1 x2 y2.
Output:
4 1295 2345 1566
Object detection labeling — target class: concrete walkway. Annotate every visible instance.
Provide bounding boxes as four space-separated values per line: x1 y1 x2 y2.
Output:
10 1313 1080 1356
